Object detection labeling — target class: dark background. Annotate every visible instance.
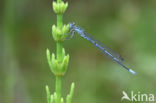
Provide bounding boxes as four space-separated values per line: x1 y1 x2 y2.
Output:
0 0 156 103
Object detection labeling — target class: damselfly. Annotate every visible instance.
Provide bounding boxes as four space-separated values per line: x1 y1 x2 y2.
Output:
69 23 136 76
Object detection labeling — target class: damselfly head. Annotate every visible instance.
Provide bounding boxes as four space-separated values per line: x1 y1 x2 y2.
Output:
69 22 75 28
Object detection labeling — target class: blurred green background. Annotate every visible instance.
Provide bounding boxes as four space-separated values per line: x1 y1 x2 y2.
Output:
0 0 156 103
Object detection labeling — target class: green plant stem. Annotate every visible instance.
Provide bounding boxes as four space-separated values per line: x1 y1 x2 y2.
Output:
56 0 63 102
57 0 62 3
57 42 63 61
57 14 63 28
56 2 63 61
56 76 62 101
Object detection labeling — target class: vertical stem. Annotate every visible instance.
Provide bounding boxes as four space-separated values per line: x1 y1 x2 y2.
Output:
57 14 63 28
55 76 62 101
57 0 62 3
57 42 63 61
56 0 63 103
56 3 63 61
